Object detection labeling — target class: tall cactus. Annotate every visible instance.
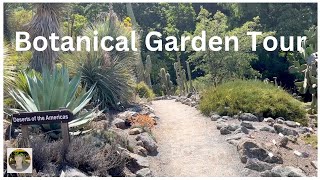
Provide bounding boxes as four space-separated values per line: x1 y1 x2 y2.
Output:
144 55 152 87
174 55 186 95
160 68 172 95
186 62 193 92
289 26 317 114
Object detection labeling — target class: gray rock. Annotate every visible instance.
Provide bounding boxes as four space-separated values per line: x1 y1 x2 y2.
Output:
112 118 126 129
128 153 149 168
226 124 240 131
273 124 298 136
239 113 259 122
117 111 138 120
275 117 285 124
279 136 289 147
259 126 276 133
264 117 275 123
222 116 231 120
136 168 152 177
241 126 249 134
210 114 221 121
245 158 275 172
123 167 136 177
220 127 231 135
241 121 254 129
60 166 87 177
136 133 158 154
228 139 240 146
261 166 306 177
284 121 298 128
129 128 143 135
226 133 245 141
237 139 283 164
134 146 148 157
287 135 297 143
311 161 317 169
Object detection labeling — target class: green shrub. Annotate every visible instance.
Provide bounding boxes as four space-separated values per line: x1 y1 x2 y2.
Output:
135 82 155 99
199 80 306 123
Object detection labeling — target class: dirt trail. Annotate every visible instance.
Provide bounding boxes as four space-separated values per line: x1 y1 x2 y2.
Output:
148 99 244 177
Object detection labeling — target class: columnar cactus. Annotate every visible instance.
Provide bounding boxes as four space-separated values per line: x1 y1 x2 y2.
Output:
160 68 172 95
174 55 186 95
144 55 152 87
186 62 193 92
289 26 317 114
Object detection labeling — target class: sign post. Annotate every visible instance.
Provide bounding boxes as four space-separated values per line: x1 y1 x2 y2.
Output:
12 109 73 153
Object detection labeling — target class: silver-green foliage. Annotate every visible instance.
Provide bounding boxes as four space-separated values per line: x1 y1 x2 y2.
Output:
9 66 100 135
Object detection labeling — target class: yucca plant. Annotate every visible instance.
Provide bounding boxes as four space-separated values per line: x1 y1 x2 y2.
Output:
9 66 101 138
62 12 137 110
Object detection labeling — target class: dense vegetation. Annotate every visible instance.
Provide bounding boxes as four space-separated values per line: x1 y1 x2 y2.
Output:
3 2 317 133
199 80 306 123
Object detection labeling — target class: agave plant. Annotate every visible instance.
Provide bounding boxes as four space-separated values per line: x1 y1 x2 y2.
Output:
9 66 101 137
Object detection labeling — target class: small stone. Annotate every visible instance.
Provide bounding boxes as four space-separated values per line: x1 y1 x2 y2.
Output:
241 126 249 134
220 127 231 135
129 128 143 135
112 118 126 129
287 135 297 143
260 126 276 133
60 166 88 177
210 114 221 121
275 117 285 124
241 121 254 129
279 136 289 147
136 168 152 177
136 133 158 154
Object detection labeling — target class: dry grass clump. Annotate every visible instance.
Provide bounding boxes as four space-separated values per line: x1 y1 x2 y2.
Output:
128 114 156 129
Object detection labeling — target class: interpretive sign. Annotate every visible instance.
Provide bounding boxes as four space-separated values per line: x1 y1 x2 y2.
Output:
12 110 73 125
12 109 74 152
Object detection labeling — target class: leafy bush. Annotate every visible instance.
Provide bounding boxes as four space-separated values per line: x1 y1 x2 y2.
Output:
135 82 155 100
9 66 101 137
199 80 306 123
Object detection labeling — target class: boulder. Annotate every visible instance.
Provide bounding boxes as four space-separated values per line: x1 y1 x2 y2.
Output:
210 114 221 121
134 146 148 157
128 153 149 169
136 133 158 154
122 167 136 177
245 158 275 172
275 117 285 124
112 118 126 129
60 166 88 177
260 166 306 177
226 124 240 131
237 139 283 164
220 127 231 135
222 116 231 120
136 168 152 177
241 127 249 134
117 111 138 120
263 117 275 124
241 121 254 129
259 126 276 133
284 121 298 128
239 113 259 122
273 124 298 136
129 128 143 135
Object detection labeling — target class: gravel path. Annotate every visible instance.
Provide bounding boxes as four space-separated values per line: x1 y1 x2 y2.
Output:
148 99 244 176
